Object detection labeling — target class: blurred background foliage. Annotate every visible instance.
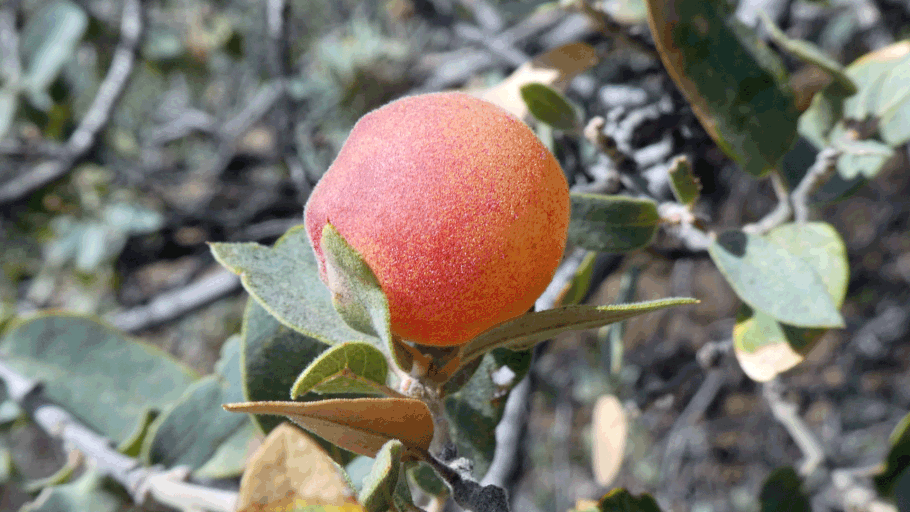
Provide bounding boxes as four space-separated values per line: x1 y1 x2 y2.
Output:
1 0 910 511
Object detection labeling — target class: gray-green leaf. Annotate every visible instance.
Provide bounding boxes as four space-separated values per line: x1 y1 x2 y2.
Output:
142 336 254 477
709 230 844 328
759 467 811 512
210 225 370 346
21 1 88 103
646 0 798 177
459 298 698 367
874 412 910 498
0 314 196 445
569 193 660 253
759 11 856 95
445 348 533 477
520 82 580 130
358 440 404 512
667 155 700 207
320 224 392 344
20 470 122 512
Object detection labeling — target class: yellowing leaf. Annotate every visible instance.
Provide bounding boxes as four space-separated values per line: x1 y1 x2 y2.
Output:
591 395 627 487
236 423 363 512
481 42 598 120
224 398 434 459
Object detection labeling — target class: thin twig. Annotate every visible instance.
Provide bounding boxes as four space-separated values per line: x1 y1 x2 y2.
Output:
660 367 728 487
0 358 238 512
763 378 825 477
743 170 791 235
0 0 143 204
105 268 241 333
792 147 840 223
454 23 529 68
423 454 511 512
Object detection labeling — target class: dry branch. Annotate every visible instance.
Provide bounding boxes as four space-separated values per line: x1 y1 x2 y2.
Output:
0 0 143 204
0 358 238 512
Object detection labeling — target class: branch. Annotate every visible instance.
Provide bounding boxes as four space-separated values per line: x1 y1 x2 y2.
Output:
105 267 241 333
762 378 825 477
0 0 143 204
424 454 511 512
0 358 238 512
742 144 842 235
792 146 840 223
743 169 791 235
481 248 592 490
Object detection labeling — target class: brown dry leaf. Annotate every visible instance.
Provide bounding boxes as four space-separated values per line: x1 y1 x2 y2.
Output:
236 423 363 512
224 398 434 459
480 42 599 119
735 342 804 382
591 395 628 487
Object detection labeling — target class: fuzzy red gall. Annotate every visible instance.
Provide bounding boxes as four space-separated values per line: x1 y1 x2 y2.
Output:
304 92 570 346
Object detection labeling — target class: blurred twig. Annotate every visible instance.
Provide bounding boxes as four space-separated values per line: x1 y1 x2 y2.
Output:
0 358 238 512
0 0 143 204
744 144 842 234
763 378 825 477
792 146 840 223
743 169 792 235
480 248 588 493
661 346 732 495
106 267 241 333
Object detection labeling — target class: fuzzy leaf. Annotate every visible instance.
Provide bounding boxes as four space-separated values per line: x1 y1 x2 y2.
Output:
759 467 811 512
520 82 580 130
733 223 848 381
709 230 844 328
408 462 449 499
210 225 370 346
0 314 196 445
835 139 894 180
20 471 122 512
142 336 253 476
445 348 532 477
645 0 798 176
358 440 404 512
874 412 910 498
291 341 390 398
116 408 158 458
240 298 327 434
799 41 910 179
459 298 698 367
224 398 434 459
759 11 856 95
320 224 392 344
569 193 660 253
235 423 362 512
555 251 598 307
193 421 259 479
482 42 598 119
595 488 662 511
667 155 700 207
